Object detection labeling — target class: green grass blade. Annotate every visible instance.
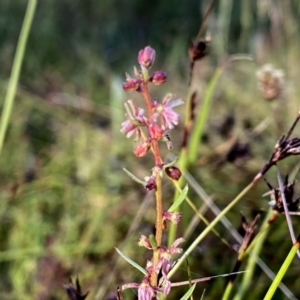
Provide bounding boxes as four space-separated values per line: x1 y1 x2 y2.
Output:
0 0 37 154
222 282 233 300
263 241 299 300
115 247 147 275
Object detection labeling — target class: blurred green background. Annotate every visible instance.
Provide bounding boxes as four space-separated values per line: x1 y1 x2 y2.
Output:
1 0 300 299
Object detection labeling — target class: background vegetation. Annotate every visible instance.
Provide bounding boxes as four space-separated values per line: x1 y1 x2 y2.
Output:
1 0 300 299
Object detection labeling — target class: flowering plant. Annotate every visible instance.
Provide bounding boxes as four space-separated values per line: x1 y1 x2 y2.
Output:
120 46 184 299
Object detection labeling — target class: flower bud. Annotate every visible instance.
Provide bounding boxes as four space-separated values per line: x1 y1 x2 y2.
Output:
144 176 156 190
149 71 167 85
165 166 182 181
133 140 151 157
138 46 156 69
122 78 142 92
163 211 181 225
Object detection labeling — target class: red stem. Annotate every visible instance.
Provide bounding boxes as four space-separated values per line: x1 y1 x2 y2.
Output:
141 76 164 287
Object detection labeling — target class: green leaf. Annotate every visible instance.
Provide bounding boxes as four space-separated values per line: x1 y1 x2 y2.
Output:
188 67 223 164
168 185 188 212
115 248 147 275
179 283 196 300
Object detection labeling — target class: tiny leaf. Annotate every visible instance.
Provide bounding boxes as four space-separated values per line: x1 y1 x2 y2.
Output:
149 234 157 250
168 185 188 212
115 248 147 275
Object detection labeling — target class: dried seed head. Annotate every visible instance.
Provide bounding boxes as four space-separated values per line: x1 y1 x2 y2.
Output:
188 37 210 62
271 137 300 164
256 64 284 101
239 213 260 251
264 176 300 213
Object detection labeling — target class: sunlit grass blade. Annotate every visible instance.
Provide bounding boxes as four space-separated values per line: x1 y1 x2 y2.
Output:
263 237 300 300
115 248 147 275
179 283 196 300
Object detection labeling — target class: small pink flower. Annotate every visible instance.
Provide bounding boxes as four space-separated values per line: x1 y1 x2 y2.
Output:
145 260 154 272
169 237 185 255
121 119 140 138
157 238 185 273
162 278 171 296
138 235 152 249
148 122 164 140
163 211 181 225
153 94 184 130
122 277 159 300
121 101 147 140
138 276 158 300
156 254 172 296
155 238 185 296
138 46 156 69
